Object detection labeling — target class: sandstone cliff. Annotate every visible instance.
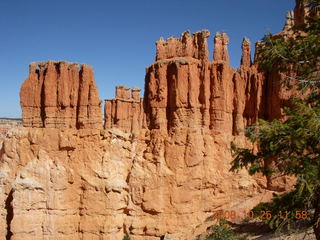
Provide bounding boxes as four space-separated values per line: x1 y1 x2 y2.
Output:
20 61 102 129
0 126 273 240
1 2 305 240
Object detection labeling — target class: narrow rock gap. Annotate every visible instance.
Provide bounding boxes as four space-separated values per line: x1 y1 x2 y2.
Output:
111 100 116 128
209 66 214 130
166 66 171 134
77 181 86 240
187 64 191 109
40 68 47 127
199 64 206 127
166 63 176 133
263 71 270 120
115 99 119 125
55 62 60 114
231 74 237 135
0 141 5 159
76 66 83 129
88 84 91 119
5 189 14 240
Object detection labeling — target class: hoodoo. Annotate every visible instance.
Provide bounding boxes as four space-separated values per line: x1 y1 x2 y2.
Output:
20 61 102 129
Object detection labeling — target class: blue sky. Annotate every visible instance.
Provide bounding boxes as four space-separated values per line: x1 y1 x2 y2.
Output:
0 0 295 118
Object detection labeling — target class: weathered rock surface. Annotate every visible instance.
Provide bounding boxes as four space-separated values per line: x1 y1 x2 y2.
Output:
156 30 210 61
0 127 273 240
20 61 102 129
104 86 146 134
213 32 230 62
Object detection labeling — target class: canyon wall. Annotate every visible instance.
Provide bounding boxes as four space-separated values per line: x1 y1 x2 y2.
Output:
0 2 305 240
20 61 102 129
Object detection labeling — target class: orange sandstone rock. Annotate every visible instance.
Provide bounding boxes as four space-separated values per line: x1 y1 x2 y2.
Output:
104 86 146 134
2 2 306 239
9 27 296 240
156 30 210 61
213 32 230 62
240 37 252 67
145 31 263 135
20 61 102 129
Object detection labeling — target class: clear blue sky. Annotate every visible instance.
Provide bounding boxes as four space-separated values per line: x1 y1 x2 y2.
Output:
0 0 295 118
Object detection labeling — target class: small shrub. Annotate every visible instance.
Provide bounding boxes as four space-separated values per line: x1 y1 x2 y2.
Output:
206 219 236 240
123 234 131 240
252 184 313 231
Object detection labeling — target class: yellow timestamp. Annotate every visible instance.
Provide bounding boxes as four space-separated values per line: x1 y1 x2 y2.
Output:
212 210 309 220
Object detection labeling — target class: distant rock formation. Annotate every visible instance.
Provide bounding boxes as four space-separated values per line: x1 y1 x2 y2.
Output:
0 118 22 137
104 86 146 133
20 61 102 129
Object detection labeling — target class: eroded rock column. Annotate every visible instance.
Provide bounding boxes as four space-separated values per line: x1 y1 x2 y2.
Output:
104 86 145 134
20 61 102 129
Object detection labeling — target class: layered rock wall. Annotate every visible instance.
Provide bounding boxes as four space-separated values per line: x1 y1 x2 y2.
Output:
20 61 102 129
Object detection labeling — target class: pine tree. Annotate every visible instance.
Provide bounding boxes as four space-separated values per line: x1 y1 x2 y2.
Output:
231 0 320 238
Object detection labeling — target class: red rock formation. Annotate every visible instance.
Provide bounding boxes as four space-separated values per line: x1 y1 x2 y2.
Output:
240 37 252 67
132 88 141 101
145 31 264 135
213 32 230 62
5 2 306 239
284 0 309 31
283 0 319 33
10 29 295 240
234 37 265 133
104 86 146 134
156 30 210 61
144 27 292 198
20 61 102 129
